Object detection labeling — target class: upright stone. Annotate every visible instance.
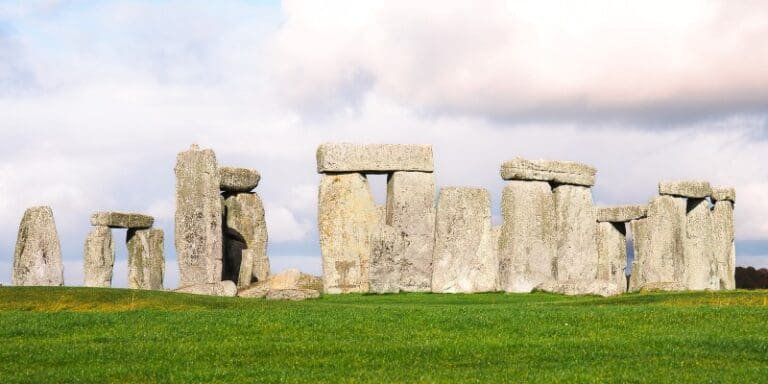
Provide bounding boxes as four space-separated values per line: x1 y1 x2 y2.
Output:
368 224 404 293
237 250 255 290
711 199 735 289
127 228 164 290
684 198 716 290
223 192 269 284
596 222 627 294
83 226 115 287
175 144 223 287
629 195 686 292
432 188 498 293
318 173 380 293
498 181 556 293
553 184 599 281
12 207 64 286
386 171 436 292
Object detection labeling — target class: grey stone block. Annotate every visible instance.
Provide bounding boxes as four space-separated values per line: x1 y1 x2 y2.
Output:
500 158 596 186
316 143 433 173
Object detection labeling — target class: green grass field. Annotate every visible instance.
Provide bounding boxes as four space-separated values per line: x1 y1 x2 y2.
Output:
0 287 766 383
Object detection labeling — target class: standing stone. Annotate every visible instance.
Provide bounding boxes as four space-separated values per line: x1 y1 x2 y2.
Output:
127 228 164 290
712 199 735 289
596 222 627 294
83 226 115 288
237 250 255 290
432 188 498 293
175 144 223 287
629 196 686 292
223 192 269 284
498 181 556 293
553 184 599 281
12 207 64 286
386 171 436 292
318 173 380 293
684 198 716 290
368 224 404 293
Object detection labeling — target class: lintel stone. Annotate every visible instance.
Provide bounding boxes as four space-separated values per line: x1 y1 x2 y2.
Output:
316 143 433 173
91 212 154 229
596 205 648 223
658 181 712 198
220 167 260 192
711 187 736 203
500 158 596 186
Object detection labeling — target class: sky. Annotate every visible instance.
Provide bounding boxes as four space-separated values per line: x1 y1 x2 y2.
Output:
0 0 766 288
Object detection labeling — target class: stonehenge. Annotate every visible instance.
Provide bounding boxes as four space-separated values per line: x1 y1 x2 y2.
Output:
13 206 64 286
85 211 164 290
8 142 738 299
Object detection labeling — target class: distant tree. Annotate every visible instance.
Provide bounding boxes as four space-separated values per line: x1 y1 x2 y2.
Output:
735 267 768 289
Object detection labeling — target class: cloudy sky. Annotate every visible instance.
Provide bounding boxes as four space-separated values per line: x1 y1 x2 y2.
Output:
1 0 766 287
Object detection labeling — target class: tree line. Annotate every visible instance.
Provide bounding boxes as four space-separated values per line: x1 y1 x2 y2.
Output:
735 267 768 289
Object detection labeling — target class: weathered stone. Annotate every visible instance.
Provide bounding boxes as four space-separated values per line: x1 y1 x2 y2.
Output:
684 198 716 290
83 226 115 288
637 281 686 293
90 212 154 229
534 279 620 297
658 181 712 198
368 224 404 293
553 185 599 281
265 289 320 301
386 171 436 292
219 167 260 193
175 280 237 296
629 196 686 292
237 249 255 289
126 228 164 290
711 200 735 289
223 192 269 284
175 144 223 287
268 268 324 291
12 206 64 286
711 187 736 203
596 222 627 294
500 158 596 187
318 173 380 293
596 205 648 223
237 282 270 298
432 188 498 293
498 181 556 293
316 143 434 173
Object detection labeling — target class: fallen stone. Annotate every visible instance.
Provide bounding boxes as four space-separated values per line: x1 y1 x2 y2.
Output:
534 279 620 297
219 167 261 193
500 158 596 187
175 144 223 287
237 282 270 298
265 289 320 301
553 184 599 281
711 187 736 203
13 206 64 286
629 196 686 292
596 205 648 223
368 224 404 293
175 280 237 297
386 171 436 292
432 187 498 293
223 192 269 284
268 268 324 291
658 181 712 198
683 198 716 290
637 281 687 293
316 143 434 173
711 200 735 289
596 222 627 295
90 212 154 229
83 226 115 288
127 228 164 290
498 181 556 293
318 173 380 293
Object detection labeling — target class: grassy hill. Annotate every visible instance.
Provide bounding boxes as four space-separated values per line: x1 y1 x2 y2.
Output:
0 287 766 383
